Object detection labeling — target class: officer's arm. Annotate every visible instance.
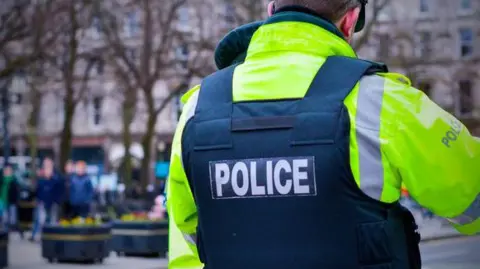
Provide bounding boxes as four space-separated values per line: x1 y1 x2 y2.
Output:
166 85 200 248
385 80 480 235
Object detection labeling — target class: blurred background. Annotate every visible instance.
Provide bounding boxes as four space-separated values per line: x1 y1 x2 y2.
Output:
0 0 479 268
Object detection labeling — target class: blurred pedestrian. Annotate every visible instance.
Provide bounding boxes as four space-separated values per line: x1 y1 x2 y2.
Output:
30 157 61 241
69 161 94 219
60 160 75 219
0 164 19 230
6 165 20 232
17 175 35 240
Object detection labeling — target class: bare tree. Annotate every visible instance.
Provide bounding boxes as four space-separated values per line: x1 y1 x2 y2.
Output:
0 0 61 79
98 0 200 189
353 0 391 51
24 62 48 174
46 1 97 171
225 0 266 25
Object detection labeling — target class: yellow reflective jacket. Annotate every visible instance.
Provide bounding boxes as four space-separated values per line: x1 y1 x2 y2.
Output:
167 12 480 265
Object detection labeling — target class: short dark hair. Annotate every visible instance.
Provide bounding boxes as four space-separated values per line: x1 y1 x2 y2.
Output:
276 0 361 22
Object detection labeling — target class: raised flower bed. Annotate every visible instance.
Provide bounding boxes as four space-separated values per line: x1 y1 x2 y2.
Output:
111 212 168 257
0 230 8 268
41 218 111 264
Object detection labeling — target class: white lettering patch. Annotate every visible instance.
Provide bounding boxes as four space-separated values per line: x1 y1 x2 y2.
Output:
209 157 317 199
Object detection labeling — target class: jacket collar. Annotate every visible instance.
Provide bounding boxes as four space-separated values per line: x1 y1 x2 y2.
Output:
245 10 356 60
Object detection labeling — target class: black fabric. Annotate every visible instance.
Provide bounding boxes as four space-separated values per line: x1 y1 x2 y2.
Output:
183 56 411 269
214 21 263 70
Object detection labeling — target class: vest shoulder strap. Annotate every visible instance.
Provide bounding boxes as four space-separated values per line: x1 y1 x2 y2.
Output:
194 64 236 119
291 56 386 145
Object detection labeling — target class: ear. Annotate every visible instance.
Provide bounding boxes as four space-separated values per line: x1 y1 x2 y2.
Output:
267 1 275 17
337 7 361 40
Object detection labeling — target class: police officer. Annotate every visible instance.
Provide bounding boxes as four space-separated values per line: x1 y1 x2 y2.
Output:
167 0 480 268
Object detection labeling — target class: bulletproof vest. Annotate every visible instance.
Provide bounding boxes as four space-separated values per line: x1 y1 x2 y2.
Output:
182 56 420 269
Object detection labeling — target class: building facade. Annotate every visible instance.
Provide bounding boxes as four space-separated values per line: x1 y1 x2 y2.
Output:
2 0 246 178
2 1 221 176
5 0 478 175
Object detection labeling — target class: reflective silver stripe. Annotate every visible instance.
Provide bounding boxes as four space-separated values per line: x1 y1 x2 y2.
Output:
179 90 200 168
183 233 197 245
356 75 386 200
183 90 200 124
449 194 480 225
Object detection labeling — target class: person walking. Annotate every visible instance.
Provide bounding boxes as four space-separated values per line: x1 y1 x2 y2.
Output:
60 160 75 219
30 158 61 241
0 164 18 230
69 161 94 219
167 1 480 269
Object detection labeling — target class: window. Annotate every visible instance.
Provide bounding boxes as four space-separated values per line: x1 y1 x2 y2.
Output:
460 0 472 10
10 93 23 105
178 7 189 24
419 0 429 12
458 80 474 115
92 16 101 37
176 44 189 68
419 31 432 58
417 81 432 97
125 10 140 37
92 97 103 126
378 34 390 59
127 48 137 61
459 28 474 57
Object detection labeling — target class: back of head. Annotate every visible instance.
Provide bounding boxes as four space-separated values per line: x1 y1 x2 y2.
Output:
75 160 87 176
276 0 360 22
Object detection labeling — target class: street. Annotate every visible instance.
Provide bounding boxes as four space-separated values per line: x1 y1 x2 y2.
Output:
6 233 480 269
421 235 480 269
7 234 167 269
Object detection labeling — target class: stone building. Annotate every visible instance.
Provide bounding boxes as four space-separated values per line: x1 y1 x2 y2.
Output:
4 0 479 175
2 0 230 176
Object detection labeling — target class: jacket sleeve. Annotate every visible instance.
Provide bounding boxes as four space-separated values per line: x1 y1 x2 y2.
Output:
166 85 200 237
383 78 480 235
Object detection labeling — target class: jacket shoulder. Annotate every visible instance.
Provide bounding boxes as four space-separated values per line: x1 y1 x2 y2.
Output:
180 85 200 105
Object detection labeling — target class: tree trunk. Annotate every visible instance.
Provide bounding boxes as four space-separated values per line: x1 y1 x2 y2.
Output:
59 97 75 173
122 99 135 188
139 113 157 192
26 90 41 178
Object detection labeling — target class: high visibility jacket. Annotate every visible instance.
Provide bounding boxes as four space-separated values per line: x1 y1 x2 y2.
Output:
184 55 416 269
167 9 480 266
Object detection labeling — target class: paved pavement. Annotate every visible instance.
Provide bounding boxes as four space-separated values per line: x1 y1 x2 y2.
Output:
421 235 480 269
418 217 461 241
7 234 168 269
5 217 474 269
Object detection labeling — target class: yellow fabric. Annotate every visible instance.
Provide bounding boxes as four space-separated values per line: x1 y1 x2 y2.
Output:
167 87 203 268
381 76 480 228
167 204 202 269
454 217 480 235
168 20 480 268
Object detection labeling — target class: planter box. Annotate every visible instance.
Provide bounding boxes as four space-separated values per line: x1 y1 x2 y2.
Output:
111 220 168 257
18 187 36 232
18 200 35 232
0 231 8 268
41 224 111 263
